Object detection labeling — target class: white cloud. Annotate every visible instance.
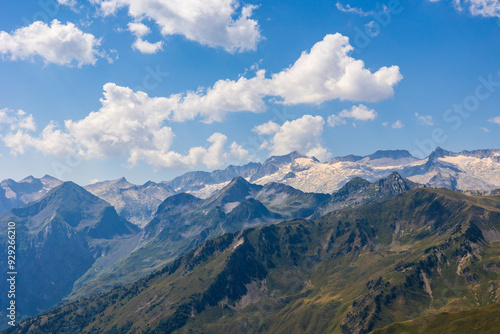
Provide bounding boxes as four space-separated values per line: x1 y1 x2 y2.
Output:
128 22 150 37
339 104 377 121
3 122 75 156
58 0 80 11
68 33 399 125
173 69 269 122
431 0 500 18
415 112 434 126
392 120 404 129
229 142 251 161
62 83 177 159
0 84 251 169
479 127 490 132
0 33 402 169
268 34 403 104
489 116 500 124
327 114 347 127
92 0 262 53
0 109 36 131
464 0 500 18
0 20 103 67
253 121 281 135
336 2 372 16
127 132 244 169
128 22 164 54
382 122 389 126
132 39 164 54
258 115 331 161
81 33 403 123
1 105 246 169
327 104 377 127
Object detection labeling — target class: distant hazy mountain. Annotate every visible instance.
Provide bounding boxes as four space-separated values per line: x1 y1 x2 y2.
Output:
4 148 499 228
15 187 500 334
6 148 488 229
0 175 62 214
0 182 139 321
84 178 175 227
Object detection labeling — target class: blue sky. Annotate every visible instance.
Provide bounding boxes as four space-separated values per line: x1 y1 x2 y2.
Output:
0 0 499 185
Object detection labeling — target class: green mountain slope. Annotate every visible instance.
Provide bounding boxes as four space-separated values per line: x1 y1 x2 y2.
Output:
370 302 500 334
8 188 500 333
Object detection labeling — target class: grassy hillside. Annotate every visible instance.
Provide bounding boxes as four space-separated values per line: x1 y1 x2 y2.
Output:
371 302 500 334
6 188 500 333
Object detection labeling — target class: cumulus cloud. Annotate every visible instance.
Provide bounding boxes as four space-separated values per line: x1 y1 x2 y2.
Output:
60 83 174 159
339 104 377 120
327 104 377 127
0 20 103 67
1 105 246 169
77 33 399 125
132 39 164 54
92 0 262 53
415 112 434 126
253 121 281 135
128 132 234 169
0 85 251 169
148 33 400 120
173 70 269 123
4 122 75 156
229 142 251 161
0 33 401 169
128 22 164 54
107 34 400 123
128 22 151 37
392 120 404 129
268 34 402 104
256 115 331 161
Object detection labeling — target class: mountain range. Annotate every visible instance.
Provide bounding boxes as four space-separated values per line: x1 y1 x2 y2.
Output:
1 147 499 332
2 147 499 227
8 186 500 333
0 171 421 324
